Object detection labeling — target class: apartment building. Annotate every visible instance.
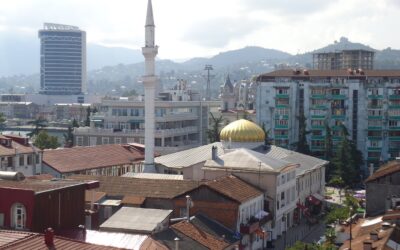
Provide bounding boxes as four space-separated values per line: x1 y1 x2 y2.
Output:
73 97 220 155
256 69 400 172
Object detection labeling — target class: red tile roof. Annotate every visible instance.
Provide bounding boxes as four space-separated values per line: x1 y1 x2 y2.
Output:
0 230 121 250
121 195 146 206
171 221 230 250
69 175 200 199
0 135 38 156
43 144 145 174
0 178 90 193
365 160 400 183
204 175 263 203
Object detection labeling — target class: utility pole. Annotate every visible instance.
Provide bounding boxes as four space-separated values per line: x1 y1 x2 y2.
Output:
204 65 214 101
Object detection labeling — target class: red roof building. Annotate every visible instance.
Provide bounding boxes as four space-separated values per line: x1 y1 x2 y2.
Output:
42 144 146 178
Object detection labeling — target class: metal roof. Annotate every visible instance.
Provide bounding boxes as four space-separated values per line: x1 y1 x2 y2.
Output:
100 207 172 234
122 172 183 180
155 142 224 169
204 148 295 173
84 230 148 250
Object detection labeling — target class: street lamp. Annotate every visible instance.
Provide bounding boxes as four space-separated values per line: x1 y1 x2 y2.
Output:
349 207 353 250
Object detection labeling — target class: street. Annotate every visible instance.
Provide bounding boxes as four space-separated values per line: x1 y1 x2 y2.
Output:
270 218 326 250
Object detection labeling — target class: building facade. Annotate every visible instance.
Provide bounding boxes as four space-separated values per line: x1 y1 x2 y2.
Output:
73 98 220 155
38 23 86 95
256 69 400 171
0 135 42 176
313 49 374 70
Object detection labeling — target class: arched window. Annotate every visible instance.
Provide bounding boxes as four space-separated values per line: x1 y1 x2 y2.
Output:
11 203 26 229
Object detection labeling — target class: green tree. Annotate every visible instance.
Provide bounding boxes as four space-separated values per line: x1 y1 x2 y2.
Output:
63 125 74 148
33 131 60 150
324 122 334 180
295 113 311 154
72 118 80 128
207 113 224 143
331 124 362 186
261 122 271 146
27 117 48 137
85 106 91 127
0 113 6 131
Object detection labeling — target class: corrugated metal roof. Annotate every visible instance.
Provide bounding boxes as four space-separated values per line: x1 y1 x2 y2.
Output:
122 172 183 180
100 207 172 234
264 146 328 175
204 148 294 173
84 230 147 250
155 142 224 169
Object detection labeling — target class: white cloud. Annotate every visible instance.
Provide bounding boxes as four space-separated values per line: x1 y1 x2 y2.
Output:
0 0 399 59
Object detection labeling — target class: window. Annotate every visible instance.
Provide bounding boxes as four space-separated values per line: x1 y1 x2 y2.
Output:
0 213 4 227
19 156 24 166
102 137 109 145
89 137 97 146
179 207 187 217
35 154 40 164
76 136 84 146
27 155 32 165
114 137 122 144
11 203 26 229
127 138 135 143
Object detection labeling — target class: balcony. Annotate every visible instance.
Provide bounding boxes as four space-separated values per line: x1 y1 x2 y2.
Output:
311 125 325 130
368 115 384 120
311 115 326 119
389 136 400 141
331 114 346 120
331 94 347 100
311 145 325 151
367 126 383 131
367 147 382 152
276 104 289 108
368 94 384 99
310 94 326 99
275 114 289 120
275 134 289 139
74 126 199 137
389 95 400 100
389 127 400 131
240 217 260 235
367 136 383 141
311 135 325 140
388 104 400 109
275 124 289 129
311 105 328 110
276 94 289 99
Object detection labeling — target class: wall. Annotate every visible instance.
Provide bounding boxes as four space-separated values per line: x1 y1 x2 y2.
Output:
33 184 86 232
366 171 400 216
0 188 35 230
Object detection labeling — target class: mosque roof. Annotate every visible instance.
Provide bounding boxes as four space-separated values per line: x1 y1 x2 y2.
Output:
220 119 265 142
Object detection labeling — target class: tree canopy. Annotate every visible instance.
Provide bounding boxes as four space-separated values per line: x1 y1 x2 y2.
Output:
33 131 60 150
207 113 224 143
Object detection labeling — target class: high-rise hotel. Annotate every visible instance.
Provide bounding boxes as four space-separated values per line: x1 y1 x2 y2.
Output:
38 23 86 95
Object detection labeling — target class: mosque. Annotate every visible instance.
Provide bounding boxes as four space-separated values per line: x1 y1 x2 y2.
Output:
155 118 327 242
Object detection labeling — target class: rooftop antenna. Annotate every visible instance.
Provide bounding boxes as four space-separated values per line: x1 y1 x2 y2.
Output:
203 65 214 100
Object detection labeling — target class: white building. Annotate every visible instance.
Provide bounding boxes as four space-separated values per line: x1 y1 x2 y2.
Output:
154 119 327 245
256 69 400 172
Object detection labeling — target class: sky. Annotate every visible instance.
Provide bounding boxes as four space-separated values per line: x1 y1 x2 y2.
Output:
0 0 400 61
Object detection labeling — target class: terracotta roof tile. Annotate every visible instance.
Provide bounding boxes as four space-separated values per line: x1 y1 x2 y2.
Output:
85 190 106 203
69 175 200 199
204 175 263 203
0 138 38 156
365 160 400 183
171 221 230 250
43 144 145 174
121 195 146 206
0 179 89 193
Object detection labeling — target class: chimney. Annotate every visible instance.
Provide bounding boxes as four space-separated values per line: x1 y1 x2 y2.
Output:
211 146 217 160
370 231 378 241
363 240 372 250
44 228 54 247
78 224 86 241
174 237 180 250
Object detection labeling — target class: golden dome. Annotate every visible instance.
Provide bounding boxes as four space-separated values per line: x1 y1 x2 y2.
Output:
220 119 265 142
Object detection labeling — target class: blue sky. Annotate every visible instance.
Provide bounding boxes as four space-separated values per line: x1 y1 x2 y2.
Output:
0 0 399 60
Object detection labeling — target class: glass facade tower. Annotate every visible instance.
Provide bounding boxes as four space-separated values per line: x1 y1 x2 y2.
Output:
38 23 86 95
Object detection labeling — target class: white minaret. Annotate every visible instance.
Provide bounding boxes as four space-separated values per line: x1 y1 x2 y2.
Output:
142 0 158 172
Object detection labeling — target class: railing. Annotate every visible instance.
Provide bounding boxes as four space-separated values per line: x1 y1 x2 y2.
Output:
240 221 259 235
74 126 199 136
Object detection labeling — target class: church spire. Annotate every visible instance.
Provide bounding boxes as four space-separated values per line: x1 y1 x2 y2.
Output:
145 0 155 27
